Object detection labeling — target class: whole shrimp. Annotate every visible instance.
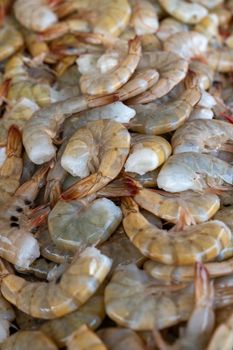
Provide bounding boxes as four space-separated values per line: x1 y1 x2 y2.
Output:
1 247 111 319
22 92 117 164
98 327 146 350
171 119 233 155
154 263 215 350
157 152 233 192
61 120 130 200
14 0 58 31
41 287 105 346
164 31 208 60
158 0 208 24
105 263 233 330
0 125 23 206
66 325 107 350
126 51 188 104
121 197 231 265
1 330 57 350
55 0 131 37
0 164 50 268
134 187 220 225
144 256 233 284
79 37 141 95
128 78 201 134
129 0 159 35
124 134 171 175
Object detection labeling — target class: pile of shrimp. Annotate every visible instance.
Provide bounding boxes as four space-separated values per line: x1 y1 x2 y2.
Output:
1 0 233 349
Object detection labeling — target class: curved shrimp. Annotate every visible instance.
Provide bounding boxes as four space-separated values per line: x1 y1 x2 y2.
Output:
22 92 117 164
1 330 58 350
98 327 146 350
189 60 214 90
79 37 141 95
121 197 231 265
171 119 233 155
214 206 233 261
126 51 188 104
41 288 105 346
1 247 111 319
48 196 122 252
124 134 171 175
144 256 233 284
0 19 23 62
206 49 233 72
129 0 159 35
14 0 58 32
157 152 233 193
117 69 159 101
56 0 131 37
0 164 50 268
0 125 23 206
61 120 130 200
66 325 107 350
158 0 208 24
134 187 220 225
105 264 233 330
128 80 201 134
164 31 208 60
154 263 215 350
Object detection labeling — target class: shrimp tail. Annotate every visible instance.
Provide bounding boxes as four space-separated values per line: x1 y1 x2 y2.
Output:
0 79 11 104
121 196 139 216
28 204 51 229
44 180 62 208
6 125 22 158
97 176 141 197
152 328 173 350
61 173 101 200
220 111 233 124
195 262 214 307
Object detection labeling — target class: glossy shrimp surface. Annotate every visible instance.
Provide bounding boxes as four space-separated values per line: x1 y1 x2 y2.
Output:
66 324 107 350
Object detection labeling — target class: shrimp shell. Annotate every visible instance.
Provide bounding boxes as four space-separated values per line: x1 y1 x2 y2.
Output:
1 330 57 350
66 325 107 350
130 0 159 35
98 327 146 350
121 197 231 265
214 206 233 261
1 247 112 319
206 49 233 72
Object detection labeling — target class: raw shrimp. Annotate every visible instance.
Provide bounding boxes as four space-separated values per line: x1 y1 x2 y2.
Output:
1 247 111 319
126 51 188 104
0 19 23 62
206 49 233 72
157 17 188 41
61 120 130 200
118 69 159 101
22 27 50 62
128 169 159 187
124 134 171 175
189 107 214 121
121 197 231 265
79 37 141 95
48 196 122 252
105 263 233 330
0 292 15 343
129 0 159 35
158 0 208 24
0 126 23 206
66 325 107 350
157 152 233 192
14 0 58 31
154 263 215 350
193 0 224 8
206 309 233 350
189 60 214 90
1 330 57 350
98 328 146 350
171 119 233 155
214 206 233 261
0 164 50 268
194 14 220 42
56 0 131 37
128 81 200 134
15 258 58 281
134 187 220 225
22 92 117 164
41 288 105 346
144 256 233 284
164 31 208 60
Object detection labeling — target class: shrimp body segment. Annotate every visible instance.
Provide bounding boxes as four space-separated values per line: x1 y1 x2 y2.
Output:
127 51 188 103
98 327 146 350
134 188 220 224
130 0 159 35
66 325 107 350
214 206 233 261
1 247 112 319
157 152 233 192
172 119 233 154
0 20 24 62
79 37 141 95
121 197 231 265
124 134 171 175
